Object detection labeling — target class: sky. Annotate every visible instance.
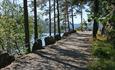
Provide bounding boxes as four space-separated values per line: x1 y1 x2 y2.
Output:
35 1 90 24
73 7 89 24
0 0 89 24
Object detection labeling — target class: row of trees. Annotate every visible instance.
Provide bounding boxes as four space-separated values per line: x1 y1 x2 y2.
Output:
89 0 114 40
0 0 78 54
72 0 115 39
23 0 82 53
3 0 114 53
0 0 94 54
0 0 26 54
0 0 44 54
85 0 115 69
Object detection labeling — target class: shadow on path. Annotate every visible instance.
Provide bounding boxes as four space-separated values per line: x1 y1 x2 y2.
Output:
1 31 92 70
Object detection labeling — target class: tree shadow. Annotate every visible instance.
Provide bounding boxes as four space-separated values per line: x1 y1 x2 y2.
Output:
34 51 88 70
32 32 91 70
33 44 90 70
57 38 91 48
50 45 90 60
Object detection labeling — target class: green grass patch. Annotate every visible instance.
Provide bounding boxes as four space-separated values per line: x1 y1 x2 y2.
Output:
88 40 115 70
88 59 115 70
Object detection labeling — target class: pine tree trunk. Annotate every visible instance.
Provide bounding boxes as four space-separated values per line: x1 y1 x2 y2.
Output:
71 5 74 30
65 0 70 32
54 0 56 36
93 19 98 38
57 0 61 36
66 3 70 32
34 0 38 41
64 13 67 32
23 0 30 53
11 0 14 18
93 0 99 38
49 0 51 36
80 1 83 31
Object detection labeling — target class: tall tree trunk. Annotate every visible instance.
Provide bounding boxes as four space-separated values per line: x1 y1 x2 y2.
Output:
65 0 70 32
34 0 38 41
67 13 70 32
56 0 61 36
93 0 99 38
64 13 67 32
11 0 14 18
71 5 74 30
101 24 105 35
93 19 98 38
23 0 30 53
66 3 70 32
64 2 67 32
80 1 83 31
54 0 56 36
49 0 51 36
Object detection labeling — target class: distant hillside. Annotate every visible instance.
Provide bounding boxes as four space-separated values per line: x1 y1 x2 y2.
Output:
70 23 94 30
74 24 80 29
70 24 80 29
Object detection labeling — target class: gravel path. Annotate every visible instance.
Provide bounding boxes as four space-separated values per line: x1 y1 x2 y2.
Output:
1 31 92 70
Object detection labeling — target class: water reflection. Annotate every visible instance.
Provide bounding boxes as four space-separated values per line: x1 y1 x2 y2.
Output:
31 33 64 47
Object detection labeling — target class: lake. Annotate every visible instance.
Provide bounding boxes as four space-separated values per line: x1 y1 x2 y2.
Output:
31 33 64 47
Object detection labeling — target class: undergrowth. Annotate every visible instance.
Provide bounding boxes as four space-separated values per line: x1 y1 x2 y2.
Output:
88 39 115 70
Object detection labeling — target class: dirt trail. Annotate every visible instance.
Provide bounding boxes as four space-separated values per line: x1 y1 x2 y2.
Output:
1 31 92 70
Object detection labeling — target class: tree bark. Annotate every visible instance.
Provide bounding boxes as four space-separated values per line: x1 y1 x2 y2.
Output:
65 0 70 32
23 0 30 53
49 0 51 36
81 2 83 31
34 0 38 41
56 0 61 36
93 19 98 38
93 0 99 38
54 0 56 36
71 5 74 30
66 3 70 32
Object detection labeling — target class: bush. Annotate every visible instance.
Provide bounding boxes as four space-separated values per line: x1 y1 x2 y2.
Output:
88 40 115 70
108 29 115 45
92 41 114 59
88 59 115 70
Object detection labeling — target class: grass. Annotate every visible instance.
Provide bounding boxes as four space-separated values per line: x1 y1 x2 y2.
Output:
96 34 107 41
88 33 115 70
88 59 115 70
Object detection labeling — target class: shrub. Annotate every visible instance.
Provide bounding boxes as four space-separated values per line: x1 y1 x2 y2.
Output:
88 40 115 70
88 59 115 70
92 41 113 59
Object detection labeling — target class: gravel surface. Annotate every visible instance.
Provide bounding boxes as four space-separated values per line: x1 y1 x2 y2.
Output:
1 31 92 70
